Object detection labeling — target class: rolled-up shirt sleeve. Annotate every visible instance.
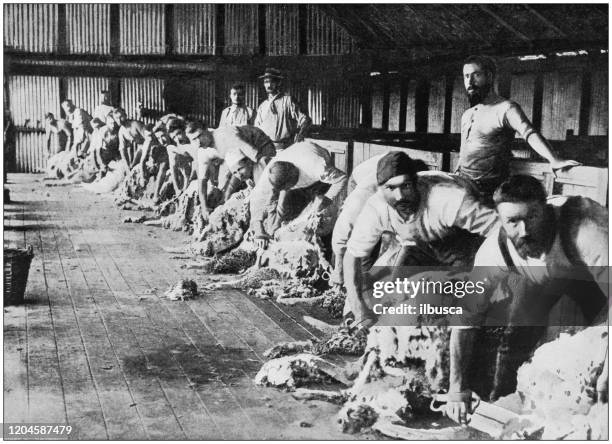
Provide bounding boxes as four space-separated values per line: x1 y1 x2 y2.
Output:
445 191 500 237
346 199 385 258
504 102 536 141
249 173 277 225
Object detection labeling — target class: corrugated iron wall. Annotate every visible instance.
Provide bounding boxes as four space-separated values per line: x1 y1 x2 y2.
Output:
265 5 299 56
541 70 582 140
306 5 353 55
4 4 58 53
174 4 215 55
119 4 165 55
8 76 60 127
224 4 259 55
306 80 329 126
7 75 61 172
120 78 165 124
65 77 110 119
14 132 47 173
329 85 360 129
66 4 110 54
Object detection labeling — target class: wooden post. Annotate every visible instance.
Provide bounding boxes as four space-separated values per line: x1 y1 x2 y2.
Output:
398 77 408 133
443 74 454 134
532 73 544 130
165 4 174 56
215 4 224 56
57 4 67 55
359 75 372 128
110 4 120 56
258 5 266 55
381 71 390 131
578 69 591 136
298 4 308 55
415 77 430 133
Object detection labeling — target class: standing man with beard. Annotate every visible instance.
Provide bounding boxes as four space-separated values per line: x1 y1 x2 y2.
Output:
255 68 311 151
445 175 608 425
342 151 499 329
458 55 579 201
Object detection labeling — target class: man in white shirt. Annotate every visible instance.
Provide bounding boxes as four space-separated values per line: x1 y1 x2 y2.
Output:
167 123 277 221
92 90 114 122
446 175 608 425
255 68 311 151
219 84 256 127
343 151 499 329
330 153 429 286
249 140 347 248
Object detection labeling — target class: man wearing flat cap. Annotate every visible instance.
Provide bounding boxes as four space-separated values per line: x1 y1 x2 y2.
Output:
343 151 500 329
255 68 311 152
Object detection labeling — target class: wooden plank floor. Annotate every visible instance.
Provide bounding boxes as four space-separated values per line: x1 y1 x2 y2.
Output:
3 174 357 440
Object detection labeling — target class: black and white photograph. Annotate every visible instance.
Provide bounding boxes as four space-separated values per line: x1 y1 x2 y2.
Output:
2 2 609 441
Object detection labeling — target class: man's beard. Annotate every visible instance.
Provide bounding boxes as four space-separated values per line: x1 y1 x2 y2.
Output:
467 84 490 107
393 196 420 220
513 236 546 259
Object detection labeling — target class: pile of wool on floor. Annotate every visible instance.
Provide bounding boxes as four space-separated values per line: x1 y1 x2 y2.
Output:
187 188 251 254
81 160 129 194
114 163 173 210
255 324 450 434
512 326 608 440
205 201 339 307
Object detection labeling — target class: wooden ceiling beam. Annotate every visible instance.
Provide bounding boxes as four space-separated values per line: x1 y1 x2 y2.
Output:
478 5 532 42
522 5 568 39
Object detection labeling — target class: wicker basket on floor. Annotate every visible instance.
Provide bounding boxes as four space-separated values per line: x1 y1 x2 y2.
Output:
4 245 34 305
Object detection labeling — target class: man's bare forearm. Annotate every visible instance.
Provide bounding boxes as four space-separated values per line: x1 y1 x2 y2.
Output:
449 328 477 393
343 252 364 314
526 133 560 163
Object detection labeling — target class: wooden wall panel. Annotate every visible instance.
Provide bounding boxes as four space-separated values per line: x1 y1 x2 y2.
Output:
371 79 384 130
427 78 446 133
450 76 469 134
588 69 608 136
405 79 417 133
509 73 537 123
388 79 401 131
541 71 582 140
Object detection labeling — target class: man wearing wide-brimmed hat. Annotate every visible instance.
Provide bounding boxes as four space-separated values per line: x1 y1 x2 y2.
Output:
255 68 311 151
